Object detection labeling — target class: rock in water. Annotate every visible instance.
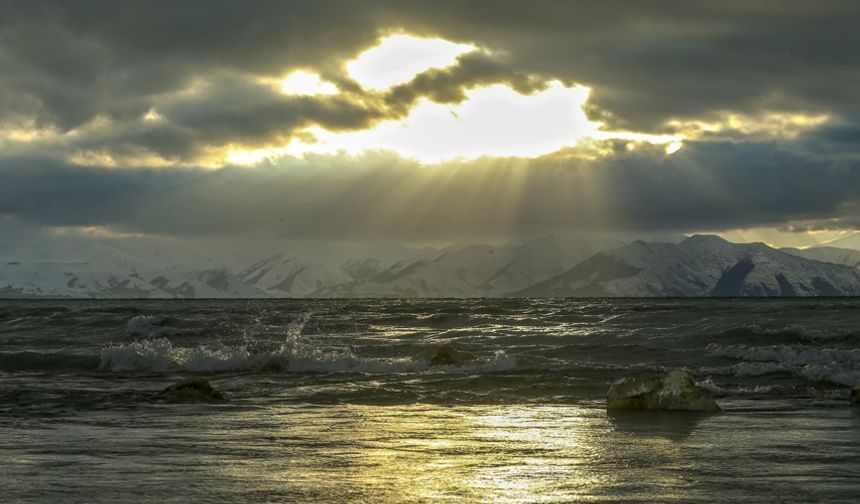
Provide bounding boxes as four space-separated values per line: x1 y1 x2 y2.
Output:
159 378 224 402
417 344 478 366
257 358 286 373
607 369 719 411
851 386 860 404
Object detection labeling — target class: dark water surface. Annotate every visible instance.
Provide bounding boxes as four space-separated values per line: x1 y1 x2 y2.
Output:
1 298 859 502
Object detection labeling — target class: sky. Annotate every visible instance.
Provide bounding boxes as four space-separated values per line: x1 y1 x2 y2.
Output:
1 0 859 250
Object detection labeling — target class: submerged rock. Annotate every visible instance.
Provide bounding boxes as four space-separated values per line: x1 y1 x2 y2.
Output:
257 358 286 373
159 378 224 402
607 370 719 411
417 344 477 366
851 386 860 404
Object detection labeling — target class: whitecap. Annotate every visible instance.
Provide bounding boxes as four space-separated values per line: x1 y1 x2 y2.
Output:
100 331 517 375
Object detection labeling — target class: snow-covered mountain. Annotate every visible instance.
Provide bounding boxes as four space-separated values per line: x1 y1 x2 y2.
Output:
312 235 616 297
781 246 860 269
515 235 860 297
316 258 482 298
0 236 265 298
3 234 860 298
0 261 265 298
238 254 354 297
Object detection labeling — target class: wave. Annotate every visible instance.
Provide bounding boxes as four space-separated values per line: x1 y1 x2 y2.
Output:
99 334 517 375
126 315 188 338
711 323 860 344
707 343 860 386
696 377 779 396
708 343 860 367
731 361 860 387
709 324 808 343
0 351 100 371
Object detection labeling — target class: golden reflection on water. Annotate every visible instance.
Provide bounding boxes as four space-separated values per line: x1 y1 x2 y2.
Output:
216 404 701 503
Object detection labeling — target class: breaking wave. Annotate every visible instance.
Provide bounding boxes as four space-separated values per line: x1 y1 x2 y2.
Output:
708 343 860 367
707 343 860 386
99 336 516 374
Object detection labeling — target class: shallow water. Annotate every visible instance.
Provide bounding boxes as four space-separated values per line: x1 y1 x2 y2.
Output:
1 298 859 502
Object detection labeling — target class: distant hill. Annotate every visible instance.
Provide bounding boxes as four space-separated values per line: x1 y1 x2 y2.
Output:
311 235 618 298
3 234 860 298
781 246 860 269
824 232 860 252
0 260 265 298
514 235 860 297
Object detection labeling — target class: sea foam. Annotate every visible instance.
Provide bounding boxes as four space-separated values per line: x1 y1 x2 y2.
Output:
707 343 860 386
100 332 516 375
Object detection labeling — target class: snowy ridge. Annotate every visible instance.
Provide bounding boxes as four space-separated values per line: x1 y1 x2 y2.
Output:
781 246 860 269
238 254 352 297
0 261 266 298
515 235 860 297
3 234 860 298
313 235 614 298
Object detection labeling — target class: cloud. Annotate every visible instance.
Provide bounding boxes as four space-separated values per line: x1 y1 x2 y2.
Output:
1 134 857 241
396 1 860 131
1 1 859 244
3 2 860 156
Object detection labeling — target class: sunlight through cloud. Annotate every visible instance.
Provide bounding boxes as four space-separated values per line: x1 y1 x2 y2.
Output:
285 81 597 162
279 70 339 96
347 34 476 91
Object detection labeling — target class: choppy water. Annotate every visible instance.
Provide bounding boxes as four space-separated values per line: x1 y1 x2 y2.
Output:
1 298 859 502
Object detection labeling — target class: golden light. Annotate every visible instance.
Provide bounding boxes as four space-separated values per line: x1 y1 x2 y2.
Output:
283 81 598 163
664 141 684 155
208 404 698 502
225 145 290 165
667 111 830 140
278 70 339 96
715 226 856 249
143 108 163 122
346 34 476 91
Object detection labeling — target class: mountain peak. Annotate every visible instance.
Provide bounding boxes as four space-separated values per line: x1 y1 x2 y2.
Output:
681 234 730 245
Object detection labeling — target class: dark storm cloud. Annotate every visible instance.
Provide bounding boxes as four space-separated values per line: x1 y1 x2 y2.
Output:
71 74 388 161
397 0 860 131
383 52 548 113
0 157 182 226
597 141 860 231
2 136 858 240
807 113 860 148
160 75 384 147
2 1 859 140
0 0 380 130
1 0 859 240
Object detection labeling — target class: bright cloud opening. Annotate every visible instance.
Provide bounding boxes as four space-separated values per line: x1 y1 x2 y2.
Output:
143 108 162 122
226 79 692 165
664 141 684 155
346 34 476 91
286 81 598 162
279 71 339 96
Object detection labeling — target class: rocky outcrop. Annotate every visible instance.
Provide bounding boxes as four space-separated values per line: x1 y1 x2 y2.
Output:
851 386 860 404
607 369 719 411
417 344 477 366
158 378 224 401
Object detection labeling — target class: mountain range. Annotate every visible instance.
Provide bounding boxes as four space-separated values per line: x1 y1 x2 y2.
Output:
2 234 859 298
